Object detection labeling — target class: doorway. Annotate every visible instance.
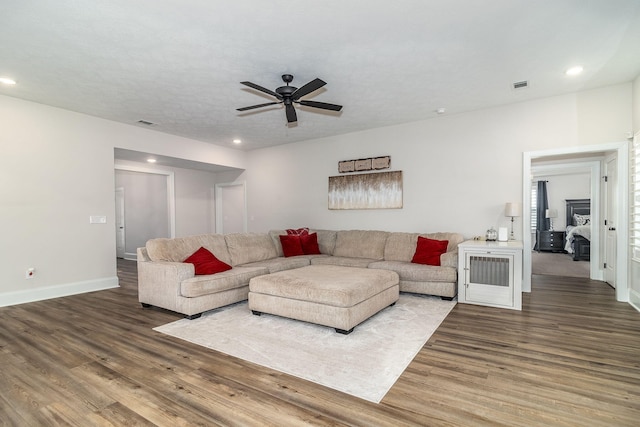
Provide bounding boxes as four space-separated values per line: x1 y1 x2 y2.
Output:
215 181 247 234
530 161 600 280
523 142 629 302
114 164 176 260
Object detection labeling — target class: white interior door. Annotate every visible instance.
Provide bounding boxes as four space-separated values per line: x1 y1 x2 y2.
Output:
215 182 247 234
115 187 125 258
604 155 617 288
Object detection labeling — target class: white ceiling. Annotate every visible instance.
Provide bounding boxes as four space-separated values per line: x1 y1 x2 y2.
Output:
2 0 640 153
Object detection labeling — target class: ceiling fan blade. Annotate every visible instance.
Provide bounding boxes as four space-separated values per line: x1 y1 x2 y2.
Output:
285 103 297 123
291 78 326 100
297 100 343 111
236 101 280 111
240 81 281 99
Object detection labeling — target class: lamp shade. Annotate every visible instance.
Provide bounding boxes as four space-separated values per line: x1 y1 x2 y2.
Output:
545 208 558 219
505 202 521 217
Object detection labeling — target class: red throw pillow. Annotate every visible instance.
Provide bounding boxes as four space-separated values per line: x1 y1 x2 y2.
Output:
300 232 321 255
280 235 305 257
286 227 309 236
184 247 232 275
411 237 449 266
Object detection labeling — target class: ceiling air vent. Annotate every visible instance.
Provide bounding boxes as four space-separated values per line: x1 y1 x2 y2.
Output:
136 119 156 126
512 80 529 90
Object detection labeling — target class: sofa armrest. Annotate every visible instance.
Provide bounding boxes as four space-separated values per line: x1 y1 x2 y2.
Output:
137 259 195 305
440 250 458 268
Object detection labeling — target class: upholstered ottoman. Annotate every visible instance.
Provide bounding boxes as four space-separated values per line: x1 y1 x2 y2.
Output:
248 265 399 334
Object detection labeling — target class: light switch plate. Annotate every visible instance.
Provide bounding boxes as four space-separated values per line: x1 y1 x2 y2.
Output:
90 215 107 224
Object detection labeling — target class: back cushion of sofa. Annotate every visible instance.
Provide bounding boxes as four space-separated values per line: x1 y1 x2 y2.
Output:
146 234 231 265
421 232 464 252
225 233 278 266
333 230 389 260
384 232 420 262
311 229 337 255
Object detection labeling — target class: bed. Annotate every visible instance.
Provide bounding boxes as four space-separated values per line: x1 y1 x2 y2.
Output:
564 198 591 261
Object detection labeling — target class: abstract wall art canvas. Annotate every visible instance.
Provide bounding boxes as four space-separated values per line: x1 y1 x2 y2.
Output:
328 171 403 210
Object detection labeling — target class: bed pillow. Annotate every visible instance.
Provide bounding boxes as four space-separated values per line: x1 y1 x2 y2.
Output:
574 214 590 226
279 235 305 257
411 237 449 266
184 247 232 275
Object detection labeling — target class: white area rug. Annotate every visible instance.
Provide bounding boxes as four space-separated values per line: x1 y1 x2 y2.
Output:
154 294 456 403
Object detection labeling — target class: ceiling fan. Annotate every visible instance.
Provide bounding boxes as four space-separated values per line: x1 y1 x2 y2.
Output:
237 74 343 124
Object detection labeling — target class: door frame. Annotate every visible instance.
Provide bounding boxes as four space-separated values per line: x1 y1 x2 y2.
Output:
114 163 176 239
523 141 629 302
115 187 126 258
215 181 247 233
530 160 602 281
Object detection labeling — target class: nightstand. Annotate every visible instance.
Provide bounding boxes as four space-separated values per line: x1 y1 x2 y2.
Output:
536 230 566 252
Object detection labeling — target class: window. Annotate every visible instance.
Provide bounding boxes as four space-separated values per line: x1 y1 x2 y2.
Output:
632 136 640 261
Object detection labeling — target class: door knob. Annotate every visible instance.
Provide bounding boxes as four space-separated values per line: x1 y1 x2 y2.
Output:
609 227 616 231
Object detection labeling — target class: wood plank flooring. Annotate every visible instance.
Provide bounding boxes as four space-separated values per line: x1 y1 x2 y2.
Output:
1 259 639 426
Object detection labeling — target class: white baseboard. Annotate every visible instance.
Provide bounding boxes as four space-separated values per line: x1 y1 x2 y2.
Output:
124 252 137 261
0 276 119 308
630 288 640 313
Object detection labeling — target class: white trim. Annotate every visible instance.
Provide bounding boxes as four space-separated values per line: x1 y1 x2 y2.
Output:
0 276 119 307
215 181 248 233
123 251 137 261
114 162 176 238
523 141 629 303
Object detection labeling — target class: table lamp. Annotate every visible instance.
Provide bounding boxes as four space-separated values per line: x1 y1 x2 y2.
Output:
505 202 521 240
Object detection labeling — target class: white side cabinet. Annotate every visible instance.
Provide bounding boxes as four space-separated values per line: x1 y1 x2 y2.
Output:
458 240 523 310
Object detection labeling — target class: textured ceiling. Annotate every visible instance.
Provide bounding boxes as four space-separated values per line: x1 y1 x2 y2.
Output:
2 0 640 152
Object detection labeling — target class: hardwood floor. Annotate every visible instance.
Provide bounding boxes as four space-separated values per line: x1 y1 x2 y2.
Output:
1 259 639 426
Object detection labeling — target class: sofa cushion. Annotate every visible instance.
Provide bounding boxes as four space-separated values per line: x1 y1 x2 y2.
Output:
181 266 269 298
225 233 278 266
411 237 449 266
311 256 377 268
279 235 305 257
184 247 232 275
311 229 337 255
368 260 457 283
384 232 419 262
332 230 389 259
146 234 232 265
240 256 311 274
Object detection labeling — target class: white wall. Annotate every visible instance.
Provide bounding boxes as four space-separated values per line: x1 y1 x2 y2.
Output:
244 84 632 240
115 170 170 257
0 94 246 306
633 74 640 132
631 75 640 309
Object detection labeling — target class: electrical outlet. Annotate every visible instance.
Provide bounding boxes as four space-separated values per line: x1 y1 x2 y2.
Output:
26 267 35 279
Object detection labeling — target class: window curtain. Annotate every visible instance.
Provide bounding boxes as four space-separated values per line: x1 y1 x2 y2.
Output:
534 180 550 250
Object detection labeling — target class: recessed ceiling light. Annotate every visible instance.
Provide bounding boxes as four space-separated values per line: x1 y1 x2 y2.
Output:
147 158 157 163
565 66 584 76
233 139 242 144
435 108 446 114
0 77 16 85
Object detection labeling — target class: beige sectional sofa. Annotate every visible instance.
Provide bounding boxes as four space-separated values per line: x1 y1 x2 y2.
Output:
137 229 464 319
